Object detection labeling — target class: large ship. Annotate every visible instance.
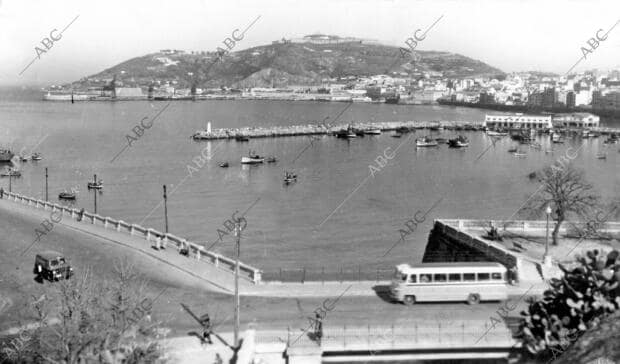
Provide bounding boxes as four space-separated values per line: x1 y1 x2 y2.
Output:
385 93 400 104
0 149 14 162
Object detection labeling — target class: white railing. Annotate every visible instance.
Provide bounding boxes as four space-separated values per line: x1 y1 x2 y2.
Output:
2 191 262 283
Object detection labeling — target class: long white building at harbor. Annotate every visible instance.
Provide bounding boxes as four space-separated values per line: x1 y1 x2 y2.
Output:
484 112 600 129
483 114 553 129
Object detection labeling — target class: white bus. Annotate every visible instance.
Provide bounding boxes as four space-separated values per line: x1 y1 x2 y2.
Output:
389 262 509 305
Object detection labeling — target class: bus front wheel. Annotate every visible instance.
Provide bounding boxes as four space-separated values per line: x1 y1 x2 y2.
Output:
467 293 480 305
404 295 416 306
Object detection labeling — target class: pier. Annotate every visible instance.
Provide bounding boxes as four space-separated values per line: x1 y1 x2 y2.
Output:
191 120 486 140
192 120 620 141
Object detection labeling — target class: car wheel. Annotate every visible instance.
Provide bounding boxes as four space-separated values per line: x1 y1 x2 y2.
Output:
404 295 416 306
467 293 480 305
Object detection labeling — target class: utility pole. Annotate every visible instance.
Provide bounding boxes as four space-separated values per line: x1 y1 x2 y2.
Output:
163 185 169 233
234 223 240 347
8 173 12 193
93 174 97 214
45 167 48 201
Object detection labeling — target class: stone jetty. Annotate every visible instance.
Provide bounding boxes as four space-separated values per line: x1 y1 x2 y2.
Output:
191 120 486 140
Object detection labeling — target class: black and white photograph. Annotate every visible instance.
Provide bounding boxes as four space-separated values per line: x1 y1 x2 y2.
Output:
1 1 620 363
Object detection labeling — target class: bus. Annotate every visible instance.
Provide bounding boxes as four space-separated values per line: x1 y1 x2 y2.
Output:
389 262 509 305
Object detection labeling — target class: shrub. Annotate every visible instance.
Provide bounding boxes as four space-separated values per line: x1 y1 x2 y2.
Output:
519 249 620 361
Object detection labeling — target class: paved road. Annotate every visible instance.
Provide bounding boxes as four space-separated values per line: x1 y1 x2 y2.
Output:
0 198 529 341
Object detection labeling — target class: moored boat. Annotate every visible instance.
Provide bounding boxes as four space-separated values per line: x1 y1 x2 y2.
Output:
58 191 76 200
219 162 230 168
416 137 439 147
596 152 607 159
0 149 14 162
31 152 42 161
235 135 250 142
87 181 103 190
241 151 264 164
448 136 469 148
364 128 382 135
266 156 277 163
551 132 564 144
283 171 297 184
486 130 508 137
0 168 21 177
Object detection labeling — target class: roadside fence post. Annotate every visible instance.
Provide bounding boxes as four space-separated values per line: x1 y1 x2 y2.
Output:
302 267 306 284
340 266 343 283
358 265 361 282
279 268 282 282
322 267 325 285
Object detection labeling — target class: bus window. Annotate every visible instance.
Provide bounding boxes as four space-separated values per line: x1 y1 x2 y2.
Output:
477 273 490 281
491 272 503 280
420 274 431 283
433 274 447 282
448 273 461 282
463 273 475 281
408 275 417 283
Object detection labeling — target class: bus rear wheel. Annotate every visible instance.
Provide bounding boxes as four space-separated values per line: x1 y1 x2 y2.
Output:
467 293 480 305
404 295 416 306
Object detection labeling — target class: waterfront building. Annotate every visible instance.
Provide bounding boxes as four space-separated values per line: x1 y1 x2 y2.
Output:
552 113 600 128
593 91 620 110
566 91 576 108
483 114 553 129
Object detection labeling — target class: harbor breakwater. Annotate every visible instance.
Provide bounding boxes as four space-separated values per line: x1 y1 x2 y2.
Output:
192 119 620 140
192 120 486 140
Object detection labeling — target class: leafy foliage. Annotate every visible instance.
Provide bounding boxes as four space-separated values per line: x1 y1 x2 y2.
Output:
519 249 620 361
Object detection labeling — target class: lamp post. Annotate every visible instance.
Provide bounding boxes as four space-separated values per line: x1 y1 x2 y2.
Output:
543 205 552 266
234 223 240 348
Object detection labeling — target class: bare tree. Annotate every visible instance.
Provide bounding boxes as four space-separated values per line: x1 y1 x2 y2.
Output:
520 164 600 245
25 260 165 363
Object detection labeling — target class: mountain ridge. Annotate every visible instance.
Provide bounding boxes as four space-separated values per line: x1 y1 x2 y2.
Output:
70 39 505 90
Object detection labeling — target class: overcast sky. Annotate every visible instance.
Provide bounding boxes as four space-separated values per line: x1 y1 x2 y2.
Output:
1 0 619 86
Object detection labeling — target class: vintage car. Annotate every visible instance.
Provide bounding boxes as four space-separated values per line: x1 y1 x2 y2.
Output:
33 251 74 281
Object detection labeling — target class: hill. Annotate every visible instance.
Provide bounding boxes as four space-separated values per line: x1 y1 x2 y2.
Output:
71 40 504 89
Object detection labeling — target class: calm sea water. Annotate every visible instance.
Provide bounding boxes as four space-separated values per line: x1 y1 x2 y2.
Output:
1 88 618 278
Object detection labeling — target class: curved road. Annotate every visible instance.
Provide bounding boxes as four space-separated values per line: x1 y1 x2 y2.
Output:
0 198 525 341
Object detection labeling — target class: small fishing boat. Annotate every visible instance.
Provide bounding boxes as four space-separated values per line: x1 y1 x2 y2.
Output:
596 152 607 159
364 128 382 135
508 147 518 153
551 133 564 144
31 153 42 161
266 156 277 163
87 181 103 190
396 126 411 134
241 151 264 164
283 171 297 184
416 137 439 147
235 135 250 142
486 130 508 137
448 136 469 148
58 191 76 200
513 150 527 157
346 126 357 139
20 155 29 162
219 162 230 168
1 168 21 177
391 133 402 138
